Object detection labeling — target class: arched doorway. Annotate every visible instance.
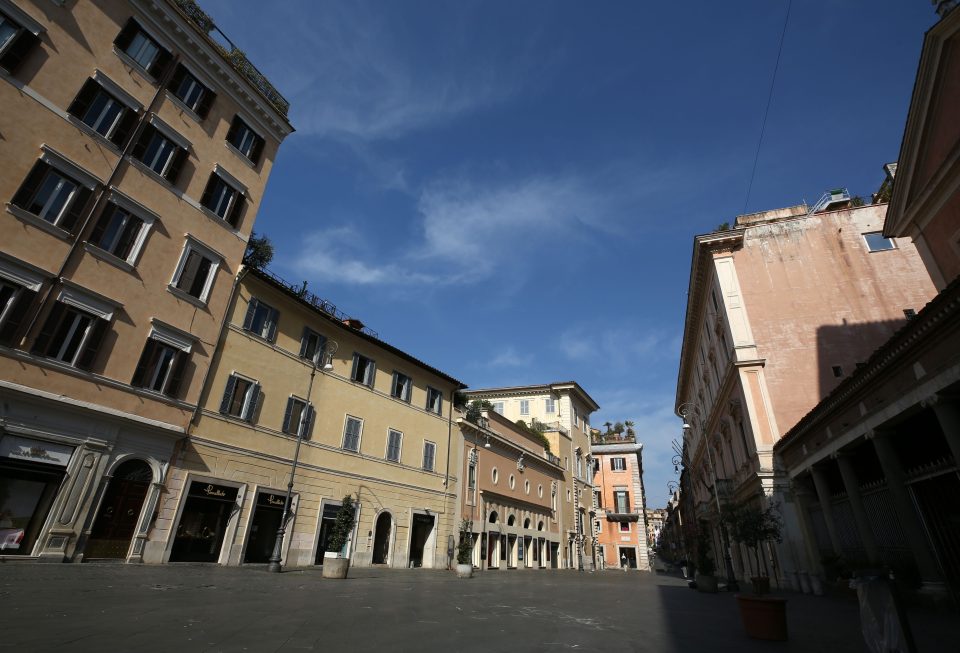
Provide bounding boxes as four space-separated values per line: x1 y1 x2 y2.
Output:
85 459 153 559
372 512 391 565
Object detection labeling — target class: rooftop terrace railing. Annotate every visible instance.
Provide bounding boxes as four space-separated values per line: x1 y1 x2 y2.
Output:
172 0 290 117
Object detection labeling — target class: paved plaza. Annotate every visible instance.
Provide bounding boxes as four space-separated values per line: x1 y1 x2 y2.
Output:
0 563 954 652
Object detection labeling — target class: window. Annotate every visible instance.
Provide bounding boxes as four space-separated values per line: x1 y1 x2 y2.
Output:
903 308 916 319
566 489 571 502
131 324 191 397
614 490 630 514
226 115 264 165
167 63 214 117
67 79 139 147
611 457 627 471
88 199 153 265
391 371 412 402
492 402 504 415
863 232 896 252
10 160 93 233
200 170 245 226
350 353 376 387
468 464 477 490
282 396 313 437
171 240 220 302
619 522 630 533
538 484 543 498
219 374 260 421
519 399 530 416
426 387 443 415
422 441 436 471
0 8 41 75
524 480 530 494
831 365 843 378
242 297 279 342
32 287 115 371
492 467 499 484
509 474 515 489
114 18 171 78
576 455 583 478
0 259 43 347
342 415 362 451
386 429 403 462
131 123 189 184
545 397 555 413
299 328 327 364
594 490 602 508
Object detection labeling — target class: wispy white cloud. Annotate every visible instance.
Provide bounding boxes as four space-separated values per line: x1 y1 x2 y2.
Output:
487 346 534 369
558 325 678 368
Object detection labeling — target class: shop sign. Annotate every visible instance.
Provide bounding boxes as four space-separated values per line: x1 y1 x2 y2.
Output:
257 492 287 509
187 480 239 503
0 436 74 467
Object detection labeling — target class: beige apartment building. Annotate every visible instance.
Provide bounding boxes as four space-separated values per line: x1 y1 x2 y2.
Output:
775 3 960 598
675 197 938 589
0 0 291 562
463 382 599 570
151 266 465 568
590 438 651 571
457 408 566 570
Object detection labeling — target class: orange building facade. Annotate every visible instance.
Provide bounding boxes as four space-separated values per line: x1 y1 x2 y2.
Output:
591 440 651 570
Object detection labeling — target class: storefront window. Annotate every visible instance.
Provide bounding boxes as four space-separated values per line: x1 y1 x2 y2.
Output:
170 480 239 563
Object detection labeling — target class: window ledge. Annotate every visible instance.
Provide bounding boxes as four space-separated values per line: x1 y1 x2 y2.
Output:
83 242 135 272
225 142 257 169
198 204 237 231
167 284 209 310
65 115 123 155
5 204 72 240
163 89 203 124
112 46 158 85
127 156 175 191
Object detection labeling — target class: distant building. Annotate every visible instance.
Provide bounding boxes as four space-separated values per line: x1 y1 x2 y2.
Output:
464 383 599 570
0 0 291 562
157 266 464 567
775 4 960 598
645 508 666 549
675 195 937 588
590 438 651 570
457 409 566 570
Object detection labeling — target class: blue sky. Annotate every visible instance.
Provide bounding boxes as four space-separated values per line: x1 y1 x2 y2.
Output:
202 0 935 508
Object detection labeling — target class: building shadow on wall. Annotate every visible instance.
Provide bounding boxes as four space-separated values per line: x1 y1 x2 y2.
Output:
816 318 908 398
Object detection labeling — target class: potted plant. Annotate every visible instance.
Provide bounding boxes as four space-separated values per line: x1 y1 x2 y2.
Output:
455 519 474 578
694 525 718 593
725 501 788 641
322 495 355 579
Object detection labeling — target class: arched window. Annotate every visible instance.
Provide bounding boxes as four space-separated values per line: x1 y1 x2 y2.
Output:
523 518 531 529
507 514 515 526
489 511 498 524
537 520 544 531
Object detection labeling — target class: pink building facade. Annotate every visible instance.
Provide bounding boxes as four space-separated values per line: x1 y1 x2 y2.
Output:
590 440 651 571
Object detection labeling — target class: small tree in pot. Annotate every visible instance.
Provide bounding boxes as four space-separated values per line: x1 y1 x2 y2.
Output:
724 501 783 594
455 519 474 578
322 495 355 579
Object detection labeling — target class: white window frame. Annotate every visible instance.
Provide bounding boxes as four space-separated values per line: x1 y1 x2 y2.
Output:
492 401 504 415
89 189 156 266
0 254 44 293
385 428 403 463
519 399 530 416
222 372 259 421
0 1 45 39
169 236 223 304
391 371 412 402
283 395 311 436
863 231 896 252
351 352 376 387
611 457 627 471
422 440 437 472
545 397 555 413
426 386 443 415
342 414 363 452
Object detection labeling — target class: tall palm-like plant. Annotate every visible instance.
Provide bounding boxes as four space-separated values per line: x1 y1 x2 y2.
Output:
624 420 635 437
603 421 613 435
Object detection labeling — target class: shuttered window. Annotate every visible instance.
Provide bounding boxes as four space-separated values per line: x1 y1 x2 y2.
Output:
0 10 40 75
282 396 313 437
342 416 362 451
350 353 376 387
11 161 92 233
131 338 188 397
219 374 260 421
131 124 188 183
422 441 436 472
242 297 279 342
114 18 171 79
226 115 264 165
386 429 402 462
167 63 215 117
31 302 108 371
200 172 245 226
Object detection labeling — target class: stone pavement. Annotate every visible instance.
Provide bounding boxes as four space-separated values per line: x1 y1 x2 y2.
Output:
0 563 955 652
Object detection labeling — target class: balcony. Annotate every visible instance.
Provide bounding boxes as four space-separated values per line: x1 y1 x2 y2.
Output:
591 433 636 445
172 0 290 117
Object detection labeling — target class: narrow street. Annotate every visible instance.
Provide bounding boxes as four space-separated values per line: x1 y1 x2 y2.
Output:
1 564 954 652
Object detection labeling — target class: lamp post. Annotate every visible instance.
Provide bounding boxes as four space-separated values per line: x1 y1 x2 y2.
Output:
677 402 739 592
267 340 337 573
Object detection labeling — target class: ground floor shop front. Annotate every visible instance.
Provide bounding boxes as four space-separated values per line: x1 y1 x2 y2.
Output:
144 439 457 569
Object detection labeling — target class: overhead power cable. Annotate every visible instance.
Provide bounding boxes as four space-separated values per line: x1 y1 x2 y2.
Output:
742 0 793 215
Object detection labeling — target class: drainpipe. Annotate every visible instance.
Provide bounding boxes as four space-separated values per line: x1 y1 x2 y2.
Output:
19 54 181 346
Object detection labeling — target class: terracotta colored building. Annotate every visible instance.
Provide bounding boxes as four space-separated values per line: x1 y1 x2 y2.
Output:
675 196 938 588
775 3 960 599
457 408 565 570
590 438 651 570
463 382 599 570
0 0 291 562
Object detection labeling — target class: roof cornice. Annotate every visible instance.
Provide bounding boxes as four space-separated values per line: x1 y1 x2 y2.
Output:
675 230 744 410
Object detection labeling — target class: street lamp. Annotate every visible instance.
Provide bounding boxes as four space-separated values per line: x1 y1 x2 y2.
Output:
267 340 338 573
676 402 739 592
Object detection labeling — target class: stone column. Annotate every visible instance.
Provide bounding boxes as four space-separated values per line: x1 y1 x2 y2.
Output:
870 429 944 588
924 394 960 466
810 465 844 556
834 452 880 564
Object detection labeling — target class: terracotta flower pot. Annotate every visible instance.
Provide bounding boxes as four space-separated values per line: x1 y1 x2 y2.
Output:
322 557 350 579
736 595 788 641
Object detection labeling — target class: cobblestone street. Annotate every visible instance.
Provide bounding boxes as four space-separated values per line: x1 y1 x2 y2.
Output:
1 564 955 652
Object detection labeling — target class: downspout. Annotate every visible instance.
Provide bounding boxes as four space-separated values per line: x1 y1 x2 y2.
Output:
19 54 181 346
